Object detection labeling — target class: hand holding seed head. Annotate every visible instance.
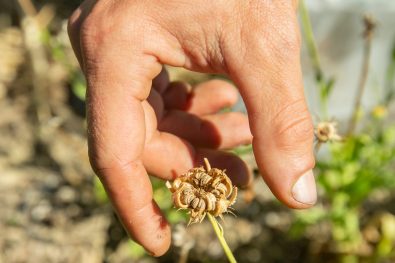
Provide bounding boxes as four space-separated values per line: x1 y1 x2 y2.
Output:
68 0 316 256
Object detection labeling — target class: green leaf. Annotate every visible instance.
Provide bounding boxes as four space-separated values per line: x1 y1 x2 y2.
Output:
93 177 108 204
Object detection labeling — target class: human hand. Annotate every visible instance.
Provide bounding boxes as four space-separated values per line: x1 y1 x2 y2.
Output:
68 0 316 256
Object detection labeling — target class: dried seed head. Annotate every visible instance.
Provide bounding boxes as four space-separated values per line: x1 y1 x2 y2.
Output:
166 158 237 225
315 121 342 144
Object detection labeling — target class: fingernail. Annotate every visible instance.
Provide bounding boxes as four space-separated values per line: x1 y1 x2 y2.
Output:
292 170 317 205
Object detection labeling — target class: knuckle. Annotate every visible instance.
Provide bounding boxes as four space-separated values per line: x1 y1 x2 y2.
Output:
67 9 81 40
79 0 110 39
80 14 104 46
271 99 314 150
79 7 147 60
87 132 138 177
87 141 112 176
79 7 120 52
88 144 136 178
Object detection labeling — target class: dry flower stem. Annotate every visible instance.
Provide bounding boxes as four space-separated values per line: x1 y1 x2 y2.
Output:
204 159 236 263
207 213 237 263
347 15 376 135
17 0 54 144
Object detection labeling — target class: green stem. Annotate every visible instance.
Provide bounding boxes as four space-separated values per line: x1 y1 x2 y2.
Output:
299 0 330 119
207 213 237 263
299 0 323 82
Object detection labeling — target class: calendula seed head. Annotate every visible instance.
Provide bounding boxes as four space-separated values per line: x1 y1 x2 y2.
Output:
315 121 342 144
166 158 237 225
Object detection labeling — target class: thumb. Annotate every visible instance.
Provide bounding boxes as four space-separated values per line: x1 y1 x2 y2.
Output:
226 6 316 208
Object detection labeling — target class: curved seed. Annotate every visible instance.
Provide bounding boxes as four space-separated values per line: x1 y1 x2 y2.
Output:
174 193 189 209
204 192 216 211
198 198 206 212
222 175 233 197
227 186 238 206
191 197 200 209
211 177 222 188
212 189 221 196
216 183 227 196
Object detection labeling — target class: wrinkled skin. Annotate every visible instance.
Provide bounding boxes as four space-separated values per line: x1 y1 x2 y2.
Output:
68 0 315 256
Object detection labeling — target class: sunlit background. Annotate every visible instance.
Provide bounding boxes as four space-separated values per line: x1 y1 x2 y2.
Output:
0 0 394 262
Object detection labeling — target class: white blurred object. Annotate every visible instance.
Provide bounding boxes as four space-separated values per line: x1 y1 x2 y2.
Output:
303 0 395 120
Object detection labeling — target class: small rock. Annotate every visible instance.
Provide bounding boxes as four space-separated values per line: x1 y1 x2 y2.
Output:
55 186 77 204
30 201 52 222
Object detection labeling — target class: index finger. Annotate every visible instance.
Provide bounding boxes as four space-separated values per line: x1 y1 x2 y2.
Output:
68 4 171 256
86 58 170 256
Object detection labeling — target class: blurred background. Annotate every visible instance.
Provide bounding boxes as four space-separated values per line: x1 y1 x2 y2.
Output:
0 0 394 262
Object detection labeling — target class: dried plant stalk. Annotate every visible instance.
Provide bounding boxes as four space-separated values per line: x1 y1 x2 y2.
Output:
207 213 237 263
314 120 342 151
347 15 376 135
